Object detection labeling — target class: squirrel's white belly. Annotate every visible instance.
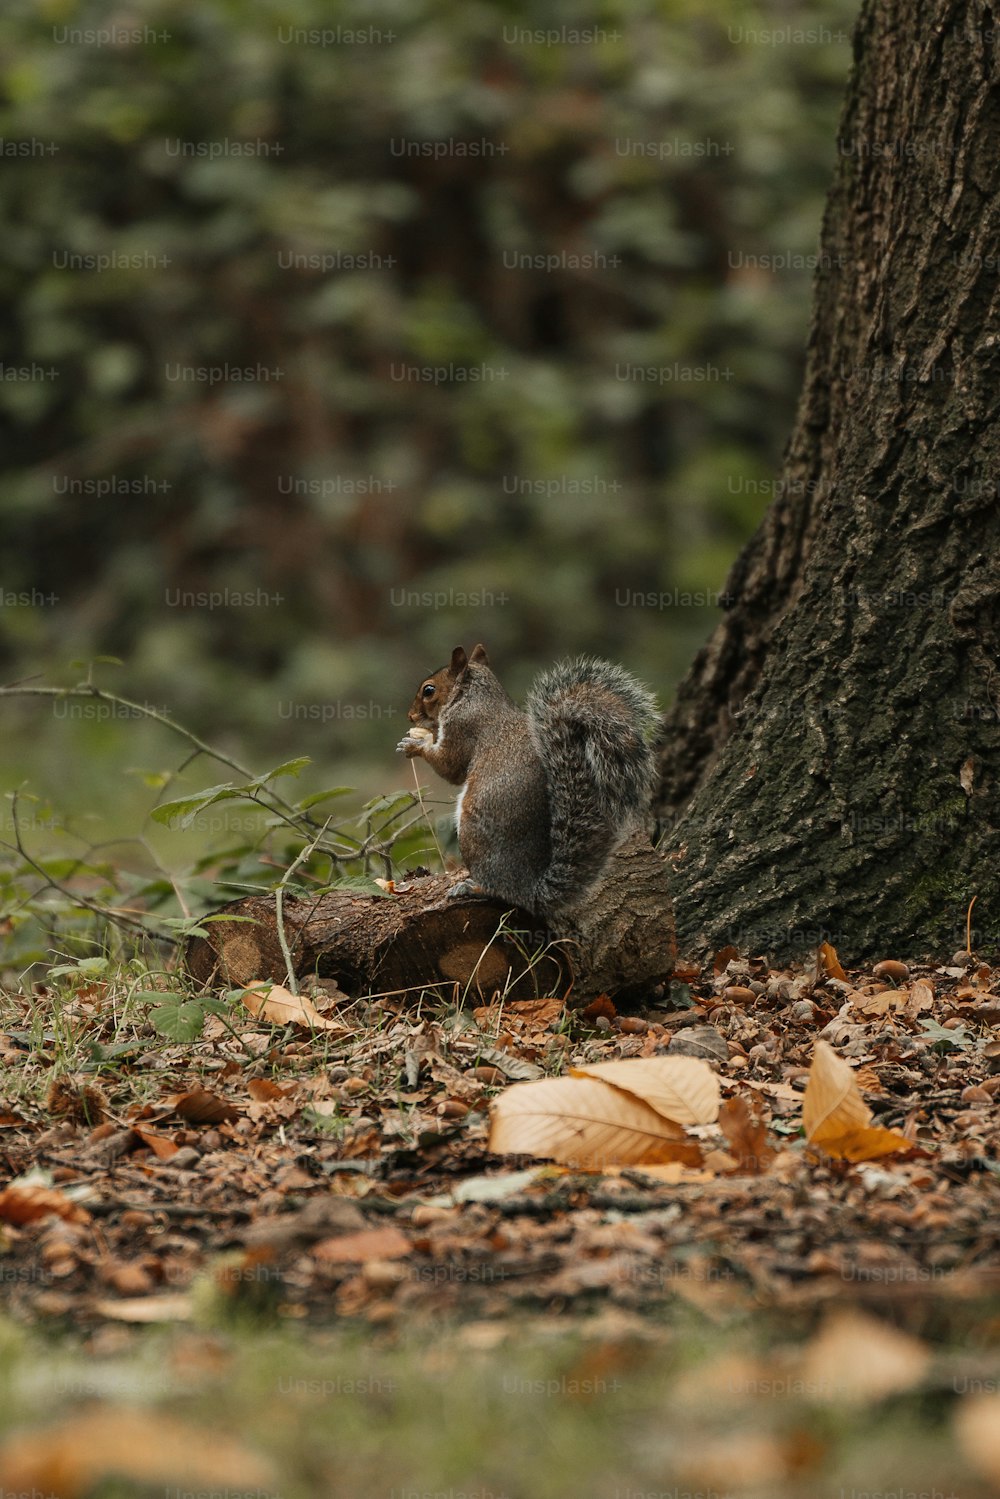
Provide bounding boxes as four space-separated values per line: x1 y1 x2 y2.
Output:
454 782 467 835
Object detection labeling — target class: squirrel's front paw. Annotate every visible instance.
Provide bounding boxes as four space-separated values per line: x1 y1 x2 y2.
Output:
397 727 432 756
447 878 484 900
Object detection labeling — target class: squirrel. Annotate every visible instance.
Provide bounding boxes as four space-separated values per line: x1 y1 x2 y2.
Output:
397 643 658 920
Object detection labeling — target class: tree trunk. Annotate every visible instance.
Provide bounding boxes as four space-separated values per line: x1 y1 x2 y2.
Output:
656 0 1000 961
185 832 675 1004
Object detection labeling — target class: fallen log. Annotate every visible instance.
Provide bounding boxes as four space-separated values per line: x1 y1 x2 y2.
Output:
184 830 675 1004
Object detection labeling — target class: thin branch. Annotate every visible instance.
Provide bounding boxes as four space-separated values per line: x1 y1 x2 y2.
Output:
0 683 254 779
0 682 318 831
0 834 167 941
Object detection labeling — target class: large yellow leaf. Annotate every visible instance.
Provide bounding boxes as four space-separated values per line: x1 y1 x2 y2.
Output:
489 1075 703 1168
569 1055 720 1125
803 1040 911 1161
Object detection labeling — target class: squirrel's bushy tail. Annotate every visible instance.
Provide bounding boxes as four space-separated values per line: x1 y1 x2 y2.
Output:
527 657 658 914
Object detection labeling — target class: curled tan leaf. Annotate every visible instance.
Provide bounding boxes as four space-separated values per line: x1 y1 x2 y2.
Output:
569 1056 720 1125
241 982 346 1032
803 1040 911 1162
817 941 848 981
489 1075 703 1168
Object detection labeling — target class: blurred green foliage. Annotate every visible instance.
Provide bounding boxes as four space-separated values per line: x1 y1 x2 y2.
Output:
0 0 857 848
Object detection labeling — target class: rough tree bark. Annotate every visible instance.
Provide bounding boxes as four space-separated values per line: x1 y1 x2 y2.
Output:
657 0 1000 960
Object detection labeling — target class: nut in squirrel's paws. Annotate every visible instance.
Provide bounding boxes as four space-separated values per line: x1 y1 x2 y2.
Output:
397 726 433 752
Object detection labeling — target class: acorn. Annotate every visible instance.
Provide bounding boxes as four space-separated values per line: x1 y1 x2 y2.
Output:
872 960 909 983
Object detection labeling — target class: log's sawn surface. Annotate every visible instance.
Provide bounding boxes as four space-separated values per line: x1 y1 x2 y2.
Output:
185 832 675 1003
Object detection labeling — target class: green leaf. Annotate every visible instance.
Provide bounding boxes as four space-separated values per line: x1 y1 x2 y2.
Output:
302 1105 345 1135
150 1001 210 1042
127 878 175 902
918 1017 974 1051
86 1040 145 1065
297 786 353 810
363 791 416 816
252 757 312 786
201 913 261 925
155 916 212 936
149 783 242 827
331 875 391 896
137 771 172 789
36 859 101 880
47 956 110 979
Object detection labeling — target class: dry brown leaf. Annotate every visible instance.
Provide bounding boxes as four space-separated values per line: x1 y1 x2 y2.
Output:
92 1294 194 1322
802 1040 911 1161
800 1309 930 1403
246 1077 289 1102
133 1128 180 1161
490 1075 703 1168
242 981 346 1032
853 1064 885 1094
853 990 898 1017
161 1087 240 1124
506 997 565 1027
904 978 935 1015
0 1407 276 1497
570 1055 720 1125
581 994 617 1022
817 941 848 981
712 944 740 973
0 1185 90 1226
312 1226 411 1262
675 1430 793 1486
702 1148 739 1172
955 1394 1000 1482
742 1079 802 1103
718 1096 776 1174
625 1163 717 1184
668 1025 729 1064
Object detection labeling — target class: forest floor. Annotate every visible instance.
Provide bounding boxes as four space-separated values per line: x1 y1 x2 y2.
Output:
1 945 1000 1497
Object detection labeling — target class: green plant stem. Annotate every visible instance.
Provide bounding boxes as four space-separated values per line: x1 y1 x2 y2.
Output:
273 817 334 994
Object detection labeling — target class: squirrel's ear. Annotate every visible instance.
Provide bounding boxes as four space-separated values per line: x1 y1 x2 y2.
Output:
450 646 469 674
469 643 490 665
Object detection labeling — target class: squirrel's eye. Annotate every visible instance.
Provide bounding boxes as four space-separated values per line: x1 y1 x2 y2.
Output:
421 684 436 700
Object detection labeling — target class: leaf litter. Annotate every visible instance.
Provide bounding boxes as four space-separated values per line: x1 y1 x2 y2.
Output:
1 946 999 1340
